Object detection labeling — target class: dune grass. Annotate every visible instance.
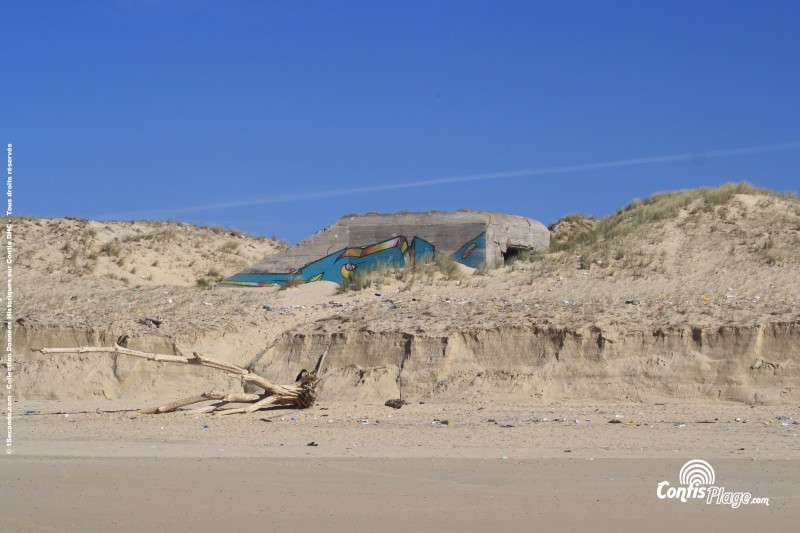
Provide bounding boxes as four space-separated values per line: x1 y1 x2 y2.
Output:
554 182 779 253
526 181 797 277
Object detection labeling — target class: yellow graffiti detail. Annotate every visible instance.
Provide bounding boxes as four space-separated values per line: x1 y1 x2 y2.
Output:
340 263 357 279
462 243 477 259
339 248 363 258
360 237 401 256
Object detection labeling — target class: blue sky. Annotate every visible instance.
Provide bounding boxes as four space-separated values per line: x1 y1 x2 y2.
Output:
5 0 799 243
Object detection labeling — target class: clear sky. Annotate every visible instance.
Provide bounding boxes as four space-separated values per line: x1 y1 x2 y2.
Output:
5 0 799 243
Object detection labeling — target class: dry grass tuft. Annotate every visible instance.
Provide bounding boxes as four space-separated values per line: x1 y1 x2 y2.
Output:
337 254 464 293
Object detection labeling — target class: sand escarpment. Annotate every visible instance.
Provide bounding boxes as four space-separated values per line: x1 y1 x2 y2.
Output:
250 321 799 405
12 320 798 404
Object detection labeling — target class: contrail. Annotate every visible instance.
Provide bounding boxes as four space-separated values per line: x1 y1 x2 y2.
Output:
98 140 800 218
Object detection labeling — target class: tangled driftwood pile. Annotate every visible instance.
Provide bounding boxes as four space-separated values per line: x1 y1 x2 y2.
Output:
36 342 327 415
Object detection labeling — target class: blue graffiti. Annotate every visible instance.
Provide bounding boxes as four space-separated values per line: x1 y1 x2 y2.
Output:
222 232 485 287
451 232 486 269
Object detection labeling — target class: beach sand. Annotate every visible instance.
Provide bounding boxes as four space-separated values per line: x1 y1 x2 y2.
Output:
4 400 799 532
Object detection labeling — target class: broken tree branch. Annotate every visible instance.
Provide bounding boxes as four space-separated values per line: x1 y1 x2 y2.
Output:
35 343 325 415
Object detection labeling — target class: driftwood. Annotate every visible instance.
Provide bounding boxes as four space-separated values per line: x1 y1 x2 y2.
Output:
35 343 328 415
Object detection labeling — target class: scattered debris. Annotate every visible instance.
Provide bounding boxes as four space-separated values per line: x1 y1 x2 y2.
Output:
137 317 163 328
385 399 408 409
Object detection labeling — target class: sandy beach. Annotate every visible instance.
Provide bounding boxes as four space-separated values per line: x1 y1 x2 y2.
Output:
4 400 800 532
4 456 796 533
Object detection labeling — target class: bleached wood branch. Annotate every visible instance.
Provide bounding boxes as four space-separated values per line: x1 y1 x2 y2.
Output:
35 344 325 415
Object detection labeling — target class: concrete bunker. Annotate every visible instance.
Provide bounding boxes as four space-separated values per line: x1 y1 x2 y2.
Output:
222 210 550 287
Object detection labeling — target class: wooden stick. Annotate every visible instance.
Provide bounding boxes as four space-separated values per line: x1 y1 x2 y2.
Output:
139 391 226 414
40 345 286 393
184 394 261 415
240 373 291 394
184 404 221 415
191 352 249 375
217 395 280 415
38 345 190 363
315 345 331 374
183 392 265 415
244 394 282 413
222 393 262 403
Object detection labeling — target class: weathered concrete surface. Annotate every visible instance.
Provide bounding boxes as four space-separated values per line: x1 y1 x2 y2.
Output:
482 211 551 265
243 210 549 273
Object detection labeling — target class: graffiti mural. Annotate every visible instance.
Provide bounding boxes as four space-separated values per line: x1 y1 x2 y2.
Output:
222 232 486 287
452 232 486 269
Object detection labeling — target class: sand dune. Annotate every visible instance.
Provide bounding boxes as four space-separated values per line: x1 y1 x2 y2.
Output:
8 184 799 404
